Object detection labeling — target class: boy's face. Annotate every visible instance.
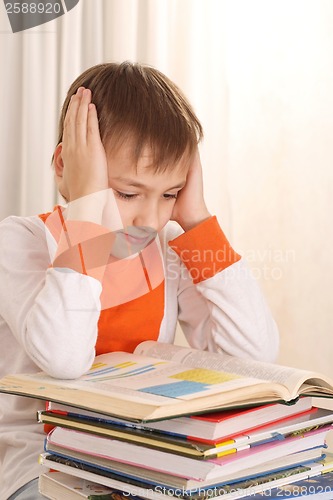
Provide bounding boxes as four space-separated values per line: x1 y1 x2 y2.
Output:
107 141 188 234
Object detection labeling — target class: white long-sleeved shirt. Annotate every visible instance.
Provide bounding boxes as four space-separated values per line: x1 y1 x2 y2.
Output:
0 213 279 499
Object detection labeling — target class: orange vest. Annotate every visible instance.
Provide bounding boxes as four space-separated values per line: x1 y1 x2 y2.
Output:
39 208 164 354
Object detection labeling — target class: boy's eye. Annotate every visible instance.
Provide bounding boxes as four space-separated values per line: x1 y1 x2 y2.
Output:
115 191 137 200
114 191 178 201
163 193 178 200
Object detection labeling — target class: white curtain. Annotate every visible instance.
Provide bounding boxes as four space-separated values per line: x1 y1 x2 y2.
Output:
0 0 332 376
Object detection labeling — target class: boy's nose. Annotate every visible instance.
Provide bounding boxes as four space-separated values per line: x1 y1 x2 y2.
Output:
133 206 159 231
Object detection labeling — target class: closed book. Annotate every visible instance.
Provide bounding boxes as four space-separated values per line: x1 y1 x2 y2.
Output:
40 397 313 443
240 470 333 499
39 453 328 500
45 426 330 482
37 406 333 460
42 447 325 492
38 471 136 499
144 397 313 441
236 407 333 447
38 409 249 459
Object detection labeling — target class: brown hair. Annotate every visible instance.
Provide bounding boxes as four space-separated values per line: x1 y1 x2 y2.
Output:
56 62 203 171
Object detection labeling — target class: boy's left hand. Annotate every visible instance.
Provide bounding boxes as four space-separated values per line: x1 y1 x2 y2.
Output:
171 149 211 231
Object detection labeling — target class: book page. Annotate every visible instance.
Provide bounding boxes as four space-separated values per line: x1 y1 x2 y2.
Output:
135 341 333 397
4 351 263 406
2 343 333 421
74 351 263 401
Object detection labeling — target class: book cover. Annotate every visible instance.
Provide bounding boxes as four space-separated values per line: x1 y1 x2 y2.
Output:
184 397 313 440
318 452 333 473
39 470 137 499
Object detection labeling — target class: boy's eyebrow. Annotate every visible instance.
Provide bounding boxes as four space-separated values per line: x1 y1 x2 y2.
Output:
113 177 186 190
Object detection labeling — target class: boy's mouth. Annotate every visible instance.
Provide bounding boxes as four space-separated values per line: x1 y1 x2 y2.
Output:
111 227 157 259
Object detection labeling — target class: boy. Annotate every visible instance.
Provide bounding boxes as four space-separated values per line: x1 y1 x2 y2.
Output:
0 62 279 499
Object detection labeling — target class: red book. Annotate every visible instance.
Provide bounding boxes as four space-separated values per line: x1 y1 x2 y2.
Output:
144 397 313 441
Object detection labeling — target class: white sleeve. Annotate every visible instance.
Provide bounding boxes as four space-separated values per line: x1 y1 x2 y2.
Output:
177 258 279 362
166 217 279 362
0 216 102 378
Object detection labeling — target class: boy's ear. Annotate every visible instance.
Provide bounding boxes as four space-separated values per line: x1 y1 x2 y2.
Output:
53 143 69 202
53 143 64 177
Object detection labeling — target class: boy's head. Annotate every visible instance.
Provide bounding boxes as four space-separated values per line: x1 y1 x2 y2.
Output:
56 61 203 172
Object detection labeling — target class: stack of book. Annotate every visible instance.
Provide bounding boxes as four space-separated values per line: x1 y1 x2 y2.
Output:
1 340 333 499
37 400 333 499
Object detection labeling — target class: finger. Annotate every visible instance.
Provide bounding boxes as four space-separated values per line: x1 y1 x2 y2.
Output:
63 87 84 146
190 148 201 170
87 103 102 145
187 149 203 183
75 88 92 145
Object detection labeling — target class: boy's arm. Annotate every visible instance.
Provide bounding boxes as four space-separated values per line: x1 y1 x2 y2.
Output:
57 87 109 203
168 150 279 362
52 87 117 283
0 90 115 379
0 217 101 379
171 149 211 231
169 220 279 363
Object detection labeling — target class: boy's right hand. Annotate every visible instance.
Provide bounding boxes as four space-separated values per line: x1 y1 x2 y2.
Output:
60 87 108 201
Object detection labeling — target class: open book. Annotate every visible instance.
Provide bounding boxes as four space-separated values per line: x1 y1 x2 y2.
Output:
0 341 333 422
